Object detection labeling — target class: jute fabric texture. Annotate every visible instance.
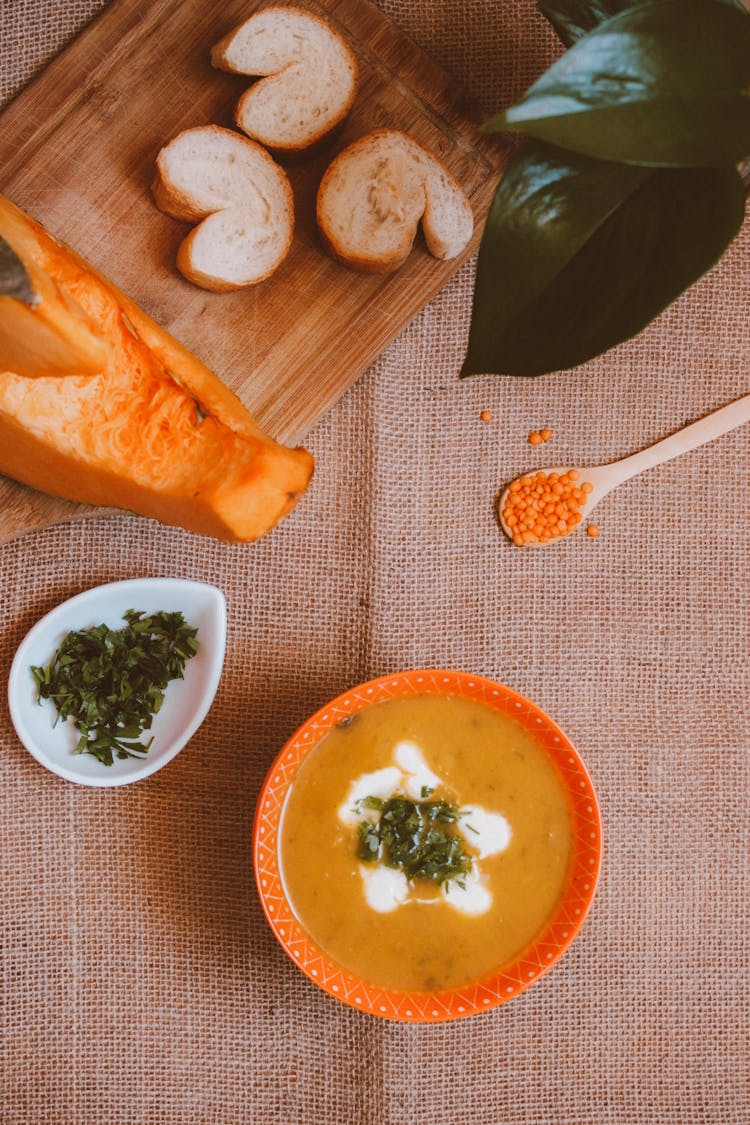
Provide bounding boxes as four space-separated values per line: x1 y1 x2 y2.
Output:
1 2 748 1122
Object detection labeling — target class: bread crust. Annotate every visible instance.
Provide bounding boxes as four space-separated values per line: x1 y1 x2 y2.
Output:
316 216 412 276
316 128 474 274
175 221 293 292
232 67 357 155
152 125 294 291
213 6 359 153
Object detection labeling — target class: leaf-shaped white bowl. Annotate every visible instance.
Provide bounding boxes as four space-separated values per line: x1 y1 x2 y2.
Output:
8 578 226 787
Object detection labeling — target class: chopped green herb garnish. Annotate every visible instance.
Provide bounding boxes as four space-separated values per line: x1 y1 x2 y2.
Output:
31 609 199 767
356 795 385 813
356 794 473 887
420 785 434 798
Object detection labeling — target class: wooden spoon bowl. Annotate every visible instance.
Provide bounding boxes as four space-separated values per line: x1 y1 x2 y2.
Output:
498 393 750 547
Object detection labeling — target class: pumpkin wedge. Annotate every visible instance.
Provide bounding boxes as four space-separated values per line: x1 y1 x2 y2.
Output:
0 195 313 542
0 201 107 378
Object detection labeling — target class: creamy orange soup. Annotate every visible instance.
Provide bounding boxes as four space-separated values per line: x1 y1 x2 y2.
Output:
279 693 573 992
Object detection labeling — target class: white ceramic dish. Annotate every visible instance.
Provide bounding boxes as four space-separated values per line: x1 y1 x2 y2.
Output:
8 578 226 787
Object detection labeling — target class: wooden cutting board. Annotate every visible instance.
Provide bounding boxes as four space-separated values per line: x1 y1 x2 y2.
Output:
0 0 507 543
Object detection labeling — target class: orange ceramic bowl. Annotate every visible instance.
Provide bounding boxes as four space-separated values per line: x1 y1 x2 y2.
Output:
254 669 601 1023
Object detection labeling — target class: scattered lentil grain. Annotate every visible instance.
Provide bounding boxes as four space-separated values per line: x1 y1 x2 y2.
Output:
480 410 493 423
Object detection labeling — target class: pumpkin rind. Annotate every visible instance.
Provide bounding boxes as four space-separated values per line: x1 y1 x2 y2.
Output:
0 194 313 541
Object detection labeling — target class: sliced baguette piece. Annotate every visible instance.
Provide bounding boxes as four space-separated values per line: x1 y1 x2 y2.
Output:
211 6 359 154
316 129 474 274
152 125 294 292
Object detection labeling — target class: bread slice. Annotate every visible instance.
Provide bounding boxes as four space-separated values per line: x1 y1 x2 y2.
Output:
211 7 358 154
152 125 294 292
316 130 474 274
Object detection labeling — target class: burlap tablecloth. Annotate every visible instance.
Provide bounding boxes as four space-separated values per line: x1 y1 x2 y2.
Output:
1 2 748 1122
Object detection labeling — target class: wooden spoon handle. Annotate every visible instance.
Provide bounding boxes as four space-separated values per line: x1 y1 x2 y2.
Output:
611 392 750 484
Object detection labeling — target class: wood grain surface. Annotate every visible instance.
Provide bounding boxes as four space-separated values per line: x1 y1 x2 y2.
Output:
0 0 507 543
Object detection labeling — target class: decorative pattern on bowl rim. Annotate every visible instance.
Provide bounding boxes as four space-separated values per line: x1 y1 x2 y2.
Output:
254 669 602 1023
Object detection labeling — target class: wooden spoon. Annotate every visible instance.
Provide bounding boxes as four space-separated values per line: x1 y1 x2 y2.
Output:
499 392 750 546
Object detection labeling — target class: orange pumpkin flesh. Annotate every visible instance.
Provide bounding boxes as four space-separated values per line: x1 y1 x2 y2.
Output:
0 198 107 378
0 195 313 541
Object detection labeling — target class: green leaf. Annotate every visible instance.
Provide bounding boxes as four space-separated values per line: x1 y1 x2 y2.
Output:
538 0 653 45
537 0 747 47
461 142 746 377
485 1 750 167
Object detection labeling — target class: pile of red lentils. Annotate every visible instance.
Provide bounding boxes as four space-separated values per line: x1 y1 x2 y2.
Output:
502 469 595 546
481 419 601 543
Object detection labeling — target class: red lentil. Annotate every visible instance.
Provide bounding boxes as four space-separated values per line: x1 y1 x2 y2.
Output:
502 470 594 545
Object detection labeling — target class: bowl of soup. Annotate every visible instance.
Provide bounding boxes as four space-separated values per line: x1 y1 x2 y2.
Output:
254 670 601 1022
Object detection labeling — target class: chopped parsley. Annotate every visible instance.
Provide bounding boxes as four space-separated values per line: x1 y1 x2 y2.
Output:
355 794 473 887
31 609 199 766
